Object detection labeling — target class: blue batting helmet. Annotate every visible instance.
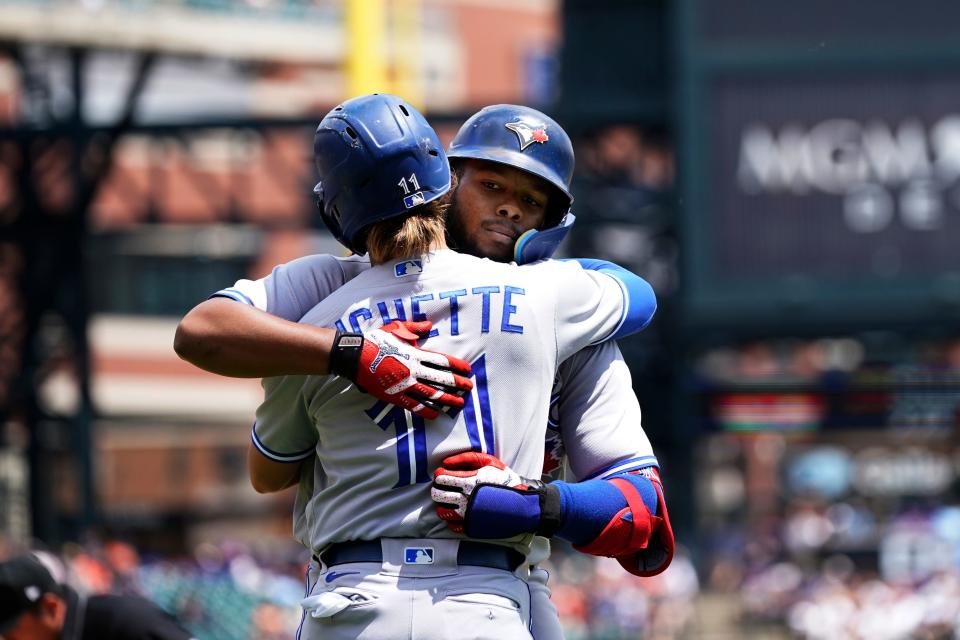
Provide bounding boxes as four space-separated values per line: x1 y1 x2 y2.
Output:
448 104 575 263
313 94 451 254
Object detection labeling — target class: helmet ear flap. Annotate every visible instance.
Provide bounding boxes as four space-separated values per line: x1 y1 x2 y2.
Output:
513 213 576 264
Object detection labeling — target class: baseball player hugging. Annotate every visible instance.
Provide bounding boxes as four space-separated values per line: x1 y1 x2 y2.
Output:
248 95 657 640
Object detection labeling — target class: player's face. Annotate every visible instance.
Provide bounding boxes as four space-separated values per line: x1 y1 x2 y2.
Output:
448 160 550 263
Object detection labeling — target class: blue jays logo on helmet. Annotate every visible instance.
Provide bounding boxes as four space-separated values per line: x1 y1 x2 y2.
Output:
505 121 550 150
313 94 451 254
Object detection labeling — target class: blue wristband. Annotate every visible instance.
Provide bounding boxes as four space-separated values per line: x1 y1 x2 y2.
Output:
464 485 543 539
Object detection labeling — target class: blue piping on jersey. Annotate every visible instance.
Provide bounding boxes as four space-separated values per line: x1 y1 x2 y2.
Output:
525 581 533 633
474 357 495 453
209 289 254 306
583 455 660 481
563 259 657 341
250 425 315 463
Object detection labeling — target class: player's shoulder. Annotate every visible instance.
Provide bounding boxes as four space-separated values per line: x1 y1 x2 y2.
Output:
510 257 594 285
405 250 505 278
277 253 370 281
518 257 583 273
282 252 370 270
332 253 372 279
334 253 372 268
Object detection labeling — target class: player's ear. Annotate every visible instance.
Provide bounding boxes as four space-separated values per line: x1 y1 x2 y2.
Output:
37 592 67 629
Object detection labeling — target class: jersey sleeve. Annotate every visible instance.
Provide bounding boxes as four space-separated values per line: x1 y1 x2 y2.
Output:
251 375 317 463
547 260 639 362
210 254 357 321
566 259 657 340
556 342 658 481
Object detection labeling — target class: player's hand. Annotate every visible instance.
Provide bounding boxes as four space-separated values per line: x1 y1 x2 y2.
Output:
329 320 473 419
431 452 559 538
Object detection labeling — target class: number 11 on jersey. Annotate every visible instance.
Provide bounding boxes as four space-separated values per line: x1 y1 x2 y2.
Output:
365 355 494 488
364 403 428 488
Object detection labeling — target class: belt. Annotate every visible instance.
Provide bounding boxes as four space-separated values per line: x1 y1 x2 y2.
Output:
316 540 524 572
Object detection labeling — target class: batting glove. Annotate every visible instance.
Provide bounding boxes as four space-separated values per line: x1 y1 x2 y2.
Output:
431 452 561 539
329 320 473 419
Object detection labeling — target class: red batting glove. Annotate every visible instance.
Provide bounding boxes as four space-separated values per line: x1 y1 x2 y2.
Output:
329 320 473 419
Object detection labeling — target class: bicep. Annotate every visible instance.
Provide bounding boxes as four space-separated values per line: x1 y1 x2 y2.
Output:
247 441 304 493
554 259 656 353
552 262 627 360
265 254 352 321
212 254 350 321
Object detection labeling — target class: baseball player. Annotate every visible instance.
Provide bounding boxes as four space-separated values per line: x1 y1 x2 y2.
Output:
247 94 654 640
175 102 672 638
0 554 195 640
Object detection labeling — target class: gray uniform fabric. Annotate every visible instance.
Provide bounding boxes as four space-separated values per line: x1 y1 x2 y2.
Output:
218 252 658 640
299 539 532 640
254 250 628 555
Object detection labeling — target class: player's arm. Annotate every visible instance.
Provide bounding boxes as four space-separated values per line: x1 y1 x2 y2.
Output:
174 254 351 377
247 443 303 493
433 343 674 576
247 375 316 494
555 342 659 481
174 255 473 417
549 344 675 577
560 258 657 340
432 456 673 577
175 297 339 378
548 259 656 364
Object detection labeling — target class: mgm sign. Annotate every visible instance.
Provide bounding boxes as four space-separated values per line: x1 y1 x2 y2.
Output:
702 74 960 282
737 116 960 235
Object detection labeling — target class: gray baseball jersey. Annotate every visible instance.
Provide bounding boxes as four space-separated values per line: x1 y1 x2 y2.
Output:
216 253 659 483
250 249 628 555
219 252 658 640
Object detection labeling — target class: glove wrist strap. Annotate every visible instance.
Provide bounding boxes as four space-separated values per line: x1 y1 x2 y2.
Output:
329 331 364 379
536 484 563 538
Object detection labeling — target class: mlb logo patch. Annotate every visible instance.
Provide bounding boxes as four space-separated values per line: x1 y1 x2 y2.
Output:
403 192 426 209
394 260 423 277
404 547 434 565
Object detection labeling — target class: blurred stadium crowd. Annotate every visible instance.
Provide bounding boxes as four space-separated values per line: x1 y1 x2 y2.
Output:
4 0 960 638
10 509 960 640
718 506 960 639
0 537 700 640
